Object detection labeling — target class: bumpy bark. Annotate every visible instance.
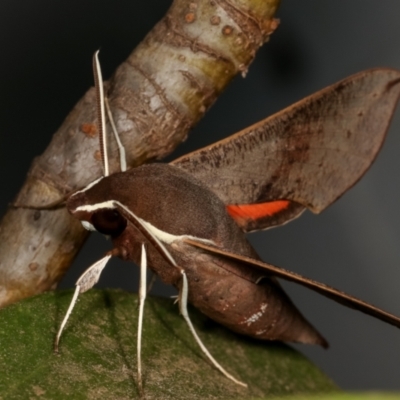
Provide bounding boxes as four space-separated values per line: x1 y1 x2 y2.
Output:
0 0 281 307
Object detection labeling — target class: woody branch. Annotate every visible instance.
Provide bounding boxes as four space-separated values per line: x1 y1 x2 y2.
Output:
0 0 281 307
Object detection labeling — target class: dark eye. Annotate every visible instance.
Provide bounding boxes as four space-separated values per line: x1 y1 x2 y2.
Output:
91 209 127 237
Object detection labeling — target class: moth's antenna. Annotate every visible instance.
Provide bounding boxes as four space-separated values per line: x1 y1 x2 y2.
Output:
92 50 109 177
105 97 127 172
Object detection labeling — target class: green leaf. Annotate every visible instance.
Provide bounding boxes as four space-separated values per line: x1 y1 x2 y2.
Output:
0 289 337 399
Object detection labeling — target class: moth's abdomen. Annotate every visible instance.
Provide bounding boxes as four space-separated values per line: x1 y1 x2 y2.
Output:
195 274 327 347
180 246 328 348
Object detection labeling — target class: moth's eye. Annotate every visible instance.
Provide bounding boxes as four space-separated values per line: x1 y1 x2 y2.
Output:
91 209 127 237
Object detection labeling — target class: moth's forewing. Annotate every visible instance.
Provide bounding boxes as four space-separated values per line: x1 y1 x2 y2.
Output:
183 238 400 330
173 69 400 231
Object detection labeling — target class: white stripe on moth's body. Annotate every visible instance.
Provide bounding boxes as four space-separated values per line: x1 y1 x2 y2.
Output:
74 200 215 267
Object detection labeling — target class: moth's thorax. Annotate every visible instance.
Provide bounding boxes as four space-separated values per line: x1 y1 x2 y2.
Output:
69 164 238 242
66 163 254 260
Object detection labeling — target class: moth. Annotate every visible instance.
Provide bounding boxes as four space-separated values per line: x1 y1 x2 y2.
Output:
55 52 400 390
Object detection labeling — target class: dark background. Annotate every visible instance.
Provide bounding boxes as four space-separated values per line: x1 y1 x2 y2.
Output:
1 0 400 391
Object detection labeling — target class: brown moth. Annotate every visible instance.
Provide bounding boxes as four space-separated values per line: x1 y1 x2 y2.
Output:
56 52 400 389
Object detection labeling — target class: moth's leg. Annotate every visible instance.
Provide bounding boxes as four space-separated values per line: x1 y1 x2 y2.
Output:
137 244 147 394
178 270 247 388
105 96 127 172
54 285 80 353
54 254 112 352
146 271 156 295
96 206 245 386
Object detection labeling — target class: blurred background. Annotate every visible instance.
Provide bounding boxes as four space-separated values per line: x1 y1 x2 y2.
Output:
1 0 400 391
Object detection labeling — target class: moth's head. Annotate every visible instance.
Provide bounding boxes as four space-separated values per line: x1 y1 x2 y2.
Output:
66 177 127 237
